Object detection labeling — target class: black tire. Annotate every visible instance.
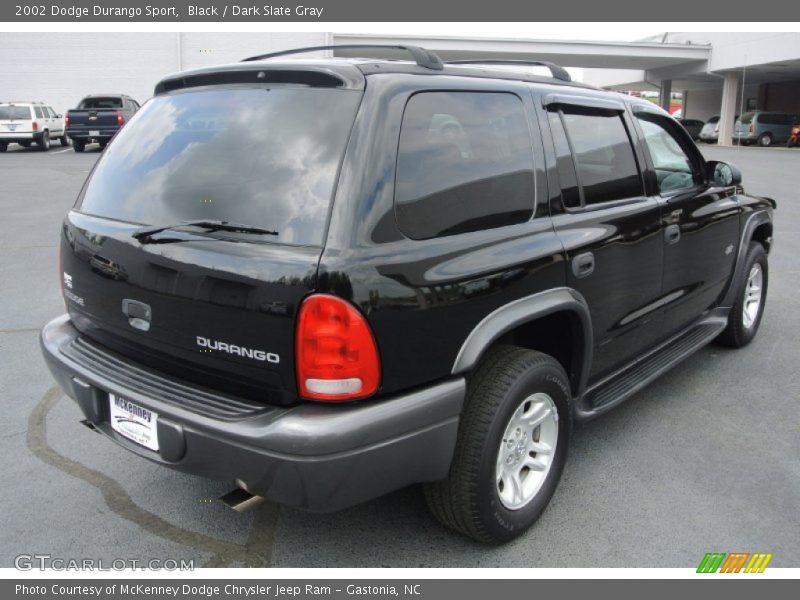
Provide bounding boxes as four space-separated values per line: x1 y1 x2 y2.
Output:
757 133 773 147
717 242 768 348
98 140 108 150
37 132 51 151
0 142 7 153
60 135 70 147
73 140 85 153
424 345 572 544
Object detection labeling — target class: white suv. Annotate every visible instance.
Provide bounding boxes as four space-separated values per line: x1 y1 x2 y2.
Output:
0 101 70 152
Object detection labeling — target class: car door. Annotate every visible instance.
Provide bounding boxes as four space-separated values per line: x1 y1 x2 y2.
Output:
631 106 741 336
539 92 664 380
46 107 62 134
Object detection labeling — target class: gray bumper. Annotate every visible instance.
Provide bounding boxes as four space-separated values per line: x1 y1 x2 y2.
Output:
41 315 464 512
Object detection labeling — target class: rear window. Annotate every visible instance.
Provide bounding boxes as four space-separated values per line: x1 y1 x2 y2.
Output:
78 97 125 109
78 87 361 246
0 105 32 120
707 116 720 124
739 113 755 124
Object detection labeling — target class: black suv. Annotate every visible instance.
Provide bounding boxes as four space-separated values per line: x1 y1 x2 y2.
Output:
41 45 775 544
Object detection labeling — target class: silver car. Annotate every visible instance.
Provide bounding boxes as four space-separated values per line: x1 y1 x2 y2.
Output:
734 111 799 146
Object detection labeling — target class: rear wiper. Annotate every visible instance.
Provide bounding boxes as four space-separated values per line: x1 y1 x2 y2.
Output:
132 220 278 243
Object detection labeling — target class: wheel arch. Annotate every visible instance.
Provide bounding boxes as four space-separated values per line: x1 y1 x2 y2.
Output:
721 210 773 307
451 288 593 398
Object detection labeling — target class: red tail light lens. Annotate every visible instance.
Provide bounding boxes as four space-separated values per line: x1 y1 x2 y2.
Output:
116 111 124 126
295 294 380 401
32 122 38 132
749 123 754 133
64 113 70 128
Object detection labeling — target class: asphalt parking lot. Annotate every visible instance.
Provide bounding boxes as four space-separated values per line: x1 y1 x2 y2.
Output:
1 142 798 568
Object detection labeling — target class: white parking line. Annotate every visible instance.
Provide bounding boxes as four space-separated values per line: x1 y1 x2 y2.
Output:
51 148 72 154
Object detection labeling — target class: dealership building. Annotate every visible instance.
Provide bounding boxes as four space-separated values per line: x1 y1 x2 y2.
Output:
2 31 799 146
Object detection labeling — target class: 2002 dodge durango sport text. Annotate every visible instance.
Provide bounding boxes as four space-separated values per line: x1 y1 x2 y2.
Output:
41 44 776 543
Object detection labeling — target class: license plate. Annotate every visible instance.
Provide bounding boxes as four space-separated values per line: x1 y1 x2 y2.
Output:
89 130 100 137
109 394 159 451
6 124 16 131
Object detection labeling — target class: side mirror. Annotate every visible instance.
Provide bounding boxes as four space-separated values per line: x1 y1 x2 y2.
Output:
706 160 742 187
56 114 62 118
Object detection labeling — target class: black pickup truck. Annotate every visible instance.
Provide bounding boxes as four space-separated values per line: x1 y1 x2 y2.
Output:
41 45 775 544
65 94 140 152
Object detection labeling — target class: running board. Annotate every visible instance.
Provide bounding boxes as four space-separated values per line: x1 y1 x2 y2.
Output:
577 312 728 420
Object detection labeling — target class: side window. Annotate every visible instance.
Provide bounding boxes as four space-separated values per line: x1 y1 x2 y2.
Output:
47 107 56 118
395 91 535 240
34 106 44 119
547 110 580 209
559 109 643 205
636 115 701 194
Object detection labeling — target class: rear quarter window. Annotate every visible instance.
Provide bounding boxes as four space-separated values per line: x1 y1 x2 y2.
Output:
394 91 535 240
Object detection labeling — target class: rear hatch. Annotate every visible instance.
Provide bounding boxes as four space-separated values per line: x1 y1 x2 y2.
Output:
735 112 754 136
0 104 34 134
62 82 362 405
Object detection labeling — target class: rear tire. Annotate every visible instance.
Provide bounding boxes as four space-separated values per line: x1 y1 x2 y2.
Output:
60 135 70 146
98 140 108 150
73 140 85 153
717 242 768 348
424 345 571 544
37 132 51 151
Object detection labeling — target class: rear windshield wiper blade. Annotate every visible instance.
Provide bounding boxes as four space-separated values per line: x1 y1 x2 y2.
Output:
132 220 278 242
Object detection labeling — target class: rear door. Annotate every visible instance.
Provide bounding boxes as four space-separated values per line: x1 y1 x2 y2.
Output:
63 83 363 404
541 92 664 380
632 106 740 335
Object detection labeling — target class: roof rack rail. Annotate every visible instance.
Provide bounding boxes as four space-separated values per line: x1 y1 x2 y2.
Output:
241 44 444 71
445 60 571 82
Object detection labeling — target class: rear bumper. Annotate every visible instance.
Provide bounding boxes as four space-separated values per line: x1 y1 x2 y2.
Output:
41 315 464 512
67 129 117 141
0 132 37 142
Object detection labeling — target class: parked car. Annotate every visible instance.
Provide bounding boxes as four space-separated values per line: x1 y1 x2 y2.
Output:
41 45 775 544
697 114 740 143
0 101 69 151
676 118 704 140
734 111 800 146
66 94 140 152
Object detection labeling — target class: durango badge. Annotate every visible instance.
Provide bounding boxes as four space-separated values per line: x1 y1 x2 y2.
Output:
196 336 279 364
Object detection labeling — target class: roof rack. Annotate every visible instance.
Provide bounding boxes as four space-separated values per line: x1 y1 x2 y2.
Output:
241 44 444 71
445 60 571 82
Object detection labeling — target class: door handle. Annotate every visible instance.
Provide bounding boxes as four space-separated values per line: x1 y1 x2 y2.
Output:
572 252 595 279
665 224 681 245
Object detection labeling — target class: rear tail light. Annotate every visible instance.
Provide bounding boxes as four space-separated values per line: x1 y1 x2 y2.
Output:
749 123 754 133
116 111 124 127
32 122 38 132
295 294 381 401
64 113 70 128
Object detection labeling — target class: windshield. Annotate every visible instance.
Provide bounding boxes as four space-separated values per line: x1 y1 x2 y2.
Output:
79 97 124 109
0 105 32 120
77 86 361 246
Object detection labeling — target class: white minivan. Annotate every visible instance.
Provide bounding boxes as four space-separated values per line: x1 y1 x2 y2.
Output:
0 101 69 152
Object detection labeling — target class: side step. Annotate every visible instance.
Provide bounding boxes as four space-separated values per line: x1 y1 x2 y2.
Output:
577 313 728 420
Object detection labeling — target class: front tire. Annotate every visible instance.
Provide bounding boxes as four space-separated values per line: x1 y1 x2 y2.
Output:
425 346 571 544
717 242 768 348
